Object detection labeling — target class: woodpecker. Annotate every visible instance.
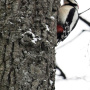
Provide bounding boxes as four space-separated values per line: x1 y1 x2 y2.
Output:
57 0 79 42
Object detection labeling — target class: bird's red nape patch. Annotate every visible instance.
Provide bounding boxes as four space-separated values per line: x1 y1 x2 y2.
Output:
57 25 64 33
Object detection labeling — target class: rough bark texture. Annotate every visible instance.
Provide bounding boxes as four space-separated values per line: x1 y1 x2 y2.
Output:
0 0 60 90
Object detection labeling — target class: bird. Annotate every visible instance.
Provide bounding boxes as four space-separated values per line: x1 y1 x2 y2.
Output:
57 0 79 42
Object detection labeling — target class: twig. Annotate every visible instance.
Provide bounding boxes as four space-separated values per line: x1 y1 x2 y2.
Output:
79 16 90 26
79 8 90 15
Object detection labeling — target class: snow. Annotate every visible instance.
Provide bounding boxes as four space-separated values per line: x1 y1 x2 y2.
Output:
22 29 41 44
50 80 53 85
50 16 55 20
55 79 90 90
9 21 14 24
46 25 50 31
44 80 46 81
25 29 35 38
55 0 90 90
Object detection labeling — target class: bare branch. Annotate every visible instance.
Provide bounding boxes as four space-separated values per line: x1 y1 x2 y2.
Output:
79 8 90 15
79 16 90 26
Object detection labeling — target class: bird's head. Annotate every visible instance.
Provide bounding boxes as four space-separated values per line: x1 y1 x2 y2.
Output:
64 0 79 10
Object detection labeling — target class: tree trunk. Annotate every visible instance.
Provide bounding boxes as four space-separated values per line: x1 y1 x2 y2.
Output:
0 0 60 90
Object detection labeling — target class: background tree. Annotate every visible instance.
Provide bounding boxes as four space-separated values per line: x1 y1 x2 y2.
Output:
0 0 60 89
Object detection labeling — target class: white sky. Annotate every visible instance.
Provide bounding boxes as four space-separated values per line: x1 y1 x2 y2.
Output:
56 0 90 90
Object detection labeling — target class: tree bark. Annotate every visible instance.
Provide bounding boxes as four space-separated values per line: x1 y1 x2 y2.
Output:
0 0 60 90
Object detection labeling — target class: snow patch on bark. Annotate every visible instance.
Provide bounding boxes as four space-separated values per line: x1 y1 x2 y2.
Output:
50 16 55 20
22 29 41 44
50 80 53 85
46 25 50 31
